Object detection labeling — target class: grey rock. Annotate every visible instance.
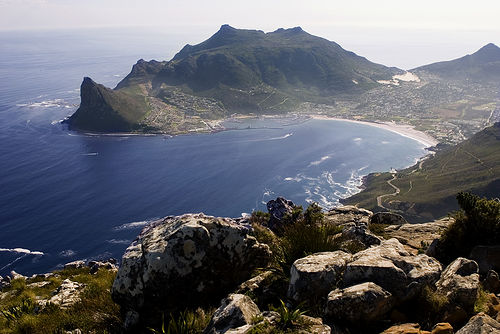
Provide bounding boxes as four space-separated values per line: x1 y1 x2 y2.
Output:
124 310 140 330
64 260 86 270
10 271 27 280
40 279 86 309
112 213 271 322
325 282 394 322
383 217 452 255
204 294 260 334
342 238 442 300
266 197 296 231
341 222 382 248
470 245 500 275
456 312 500 334
288 251 352 303
324 206 373 227
370 212 408 225
88 260 118 274
436 257 480 312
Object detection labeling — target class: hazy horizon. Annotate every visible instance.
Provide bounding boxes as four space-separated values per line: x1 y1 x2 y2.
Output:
1 0 499 69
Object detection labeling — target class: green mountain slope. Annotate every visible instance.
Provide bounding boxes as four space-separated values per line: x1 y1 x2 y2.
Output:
414 43 500 83
66 25 400 133
343 122 500 222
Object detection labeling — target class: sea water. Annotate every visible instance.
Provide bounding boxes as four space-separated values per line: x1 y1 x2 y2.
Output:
0 29 428 275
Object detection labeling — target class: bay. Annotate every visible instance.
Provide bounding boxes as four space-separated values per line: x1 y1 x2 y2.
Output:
0 29 427 275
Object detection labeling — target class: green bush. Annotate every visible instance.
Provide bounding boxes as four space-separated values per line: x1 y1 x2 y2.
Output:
436 192 500 264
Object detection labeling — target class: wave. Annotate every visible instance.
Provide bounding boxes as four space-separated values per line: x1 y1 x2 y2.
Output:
81 152 98 156
51 119 64 125
59 249 76 257
0 247 44 256
16 98 76 109
113 218 159 231
308 155 331 167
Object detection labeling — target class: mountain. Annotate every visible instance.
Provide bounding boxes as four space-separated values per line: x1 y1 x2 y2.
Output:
413 43 500 83
66 25 400 133
343 122 500 222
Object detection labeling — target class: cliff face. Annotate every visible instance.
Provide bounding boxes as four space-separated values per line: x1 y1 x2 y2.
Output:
66 77 149 132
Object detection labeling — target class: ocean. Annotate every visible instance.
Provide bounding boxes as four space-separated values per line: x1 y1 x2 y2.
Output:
0 28 428 276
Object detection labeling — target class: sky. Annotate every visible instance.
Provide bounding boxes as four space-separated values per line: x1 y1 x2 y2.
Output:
1 0 500 69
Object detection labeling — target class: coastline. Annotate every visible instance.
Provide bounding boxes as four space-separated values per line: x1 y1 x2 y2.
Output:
64 114 439 148
308 115 439 148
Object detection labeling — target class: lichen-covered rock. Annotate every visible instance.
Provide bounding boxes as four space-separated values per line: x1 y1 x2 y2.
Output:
325 282 394 323
384 218 452 255
469 245 500 275
112 213 271 326
456 312 500 333
324 206 373 227
342 239 442 300
204 294 260 334
370 212 408 225
436 257 479 312
266 197 295 231
288 251 352 303
235 271 287 308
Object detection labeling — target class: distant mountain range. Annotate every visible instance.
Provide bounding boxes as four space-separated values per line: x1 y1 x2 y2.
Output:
343 122 500 222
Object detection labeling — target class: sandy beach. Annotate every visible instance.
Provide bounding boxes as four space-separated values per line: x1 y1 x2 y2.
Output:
309 115 439 148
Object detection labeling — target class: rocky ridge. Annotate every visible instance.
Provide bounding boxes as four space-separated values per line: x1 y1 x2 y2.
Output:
2 198 500 333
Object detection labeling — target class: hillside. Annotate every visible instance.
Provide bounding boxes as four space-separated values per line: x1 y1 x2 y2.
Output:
343 122 500 222
66 25 400 133
414 43 500 84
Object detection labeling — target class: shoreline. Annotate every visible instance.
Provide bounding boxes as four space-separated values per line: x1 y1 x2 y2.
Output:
65 114 439 148
308 115 439 148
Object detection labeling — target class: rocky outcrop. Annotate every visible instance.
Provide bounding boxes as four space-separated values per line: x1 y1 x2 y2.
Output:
325 282 394 323
469 245 500 275
383 218 452 254
370 212 408 225
204 294 260 334
324 206 372 226
111 213 271 327
39 279 86 309
436 257 480 312
341 222 382 248
456 312 500 333
288 251 352 303
64 259 118 273
483 270 500 293
266 197 295 231
342 238 442 300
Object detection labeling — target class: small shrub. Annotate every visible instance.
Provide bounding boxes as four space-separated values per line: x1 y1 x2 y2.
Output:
271 300 306 330
149 308 213 334
368 223 389 237
474 286 491 313
436 192 500 264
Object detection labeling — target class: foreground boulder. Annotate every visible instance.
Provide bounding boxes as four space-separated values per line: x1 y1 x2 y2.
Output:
324 206 373 226
342 238 442 300
436 257 479 312
456 312 500 333
111 213 271 326
288 251 352 304
325 282 394 323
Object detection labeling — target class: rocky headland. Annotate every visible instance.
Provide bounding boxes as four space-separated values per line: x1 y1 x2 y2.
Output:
2 197 500 333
